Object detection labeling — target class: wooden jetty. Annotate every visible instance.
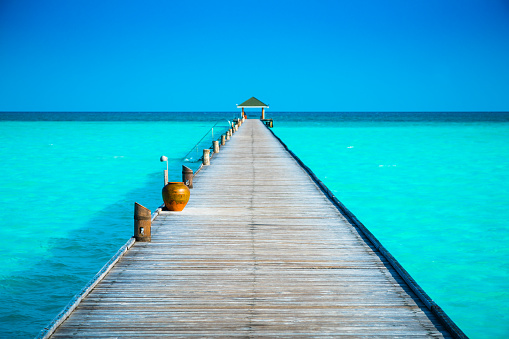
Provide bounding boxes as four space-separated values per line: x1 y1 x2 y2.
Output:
40 118 466 338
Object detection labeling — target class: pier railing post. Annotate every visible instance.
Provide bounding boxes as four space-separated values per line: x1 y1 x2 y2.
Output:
203 149 210 166
213 140 219 153
221 134 226 146
134 202 151 242
182 165 193 188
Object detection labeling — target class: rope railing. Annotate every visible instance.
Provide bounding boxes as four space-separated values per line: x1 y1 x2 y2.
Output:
182 118 234 163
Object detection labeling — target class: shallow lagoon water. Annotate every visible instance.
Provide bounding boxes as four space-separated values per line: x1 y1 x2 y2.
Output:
0 113 233 337
0 112 508 338
272 113 509 338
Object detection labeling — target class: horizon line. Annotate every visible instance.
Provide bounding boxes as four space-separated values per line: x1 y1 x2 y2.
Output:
2 111 509 114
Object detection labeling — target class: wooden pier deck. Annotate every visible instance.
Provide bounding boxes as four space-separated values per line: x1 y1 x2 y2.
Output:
46 119 463 337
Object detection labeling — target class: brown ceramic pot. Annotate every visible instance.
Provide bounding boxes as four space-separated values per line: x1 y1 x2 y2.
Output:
162 182 190 211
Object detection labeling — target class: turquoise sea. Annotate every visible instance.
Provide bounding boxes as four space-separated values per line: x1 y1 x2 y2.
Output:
0 112 508 338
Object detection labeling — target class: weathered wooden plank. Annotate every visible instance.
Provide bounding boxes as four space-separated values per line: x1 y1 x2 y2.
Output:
47 119 457 338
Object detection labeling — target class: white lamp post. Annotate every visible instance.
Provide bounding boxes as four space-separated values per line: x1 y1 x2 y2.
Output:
160 155 168 185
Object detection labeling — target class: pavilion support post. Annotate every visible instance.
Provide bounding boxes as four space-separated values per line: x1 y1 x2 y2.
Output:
261 107 265 120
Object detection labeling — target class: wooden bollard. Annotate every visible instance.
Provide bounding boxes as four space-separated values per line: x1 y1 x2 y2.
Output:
213 140 219 153
182 165 193 188
221 134 226 146
226 131 230 140
134 202 151 242
203 149 210 165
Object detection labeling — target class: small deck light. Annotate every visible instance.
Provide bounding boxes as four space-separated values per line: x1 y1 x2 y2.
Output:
160 155 168 171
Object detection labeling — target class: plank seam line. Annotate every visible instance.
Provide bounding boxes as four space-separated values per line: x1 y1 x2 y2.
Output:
36 236 136 339
264 123 468 339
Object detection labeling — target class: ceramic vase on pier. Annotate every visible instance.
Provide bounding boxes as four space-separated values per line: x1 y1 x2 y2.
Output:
162 182 190 211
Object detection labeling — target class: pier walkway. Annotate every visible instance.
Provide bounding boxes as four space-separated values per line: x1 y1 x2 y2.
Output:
47 119 460 337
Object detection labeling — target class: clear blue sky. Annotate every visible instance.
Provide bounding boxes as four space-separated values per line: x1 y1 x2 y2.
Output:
1 0 508 112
